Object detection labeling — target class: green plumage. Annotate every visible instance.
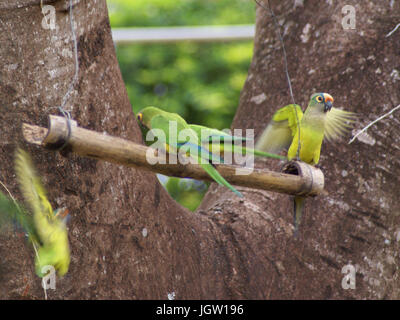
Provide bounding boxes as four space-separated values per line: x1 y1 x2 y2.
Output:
137 106 243 197
0 149 70 277
256 93 356 236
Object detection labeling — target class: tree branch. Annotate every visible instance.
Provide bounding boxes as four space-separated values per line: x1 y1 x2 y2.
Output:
22 115 325 197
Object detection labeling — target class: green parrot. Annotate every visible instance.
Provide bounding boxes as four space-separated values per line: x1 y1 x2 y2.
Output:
188 124 286 161
0 148 70 277
136 106 243 197
255 93 355 237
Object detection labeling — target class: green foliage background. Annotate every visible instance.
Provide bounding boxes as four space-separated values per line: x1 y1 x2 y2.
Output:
107 0 255 211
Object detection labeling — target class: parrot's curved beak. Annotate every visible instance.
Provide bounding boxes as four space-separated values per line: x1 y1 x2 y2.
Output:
324 101 332 112
54 207 70 224
323 93 334 112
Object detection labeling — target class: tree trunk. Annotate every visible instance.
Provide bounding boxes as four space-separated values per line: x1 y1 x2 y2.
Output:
0 0 399 299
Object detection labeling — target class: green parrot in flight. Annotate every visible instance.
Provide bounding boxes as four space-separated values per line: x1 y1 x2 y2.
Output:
0 148 70 277
255 93 355 237
137 106 244 197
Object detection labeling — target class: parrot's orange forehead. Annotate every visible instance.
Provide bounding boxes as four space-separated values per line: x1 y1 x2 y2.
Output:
323 93 334 102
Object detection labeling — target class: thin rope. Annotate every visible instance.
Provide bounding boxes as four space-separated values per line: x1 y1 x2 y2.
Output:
43 0 78 149
254 0 301 159
348 104 400 144
38 0 78 298
59 0 79 112
386 23 400 37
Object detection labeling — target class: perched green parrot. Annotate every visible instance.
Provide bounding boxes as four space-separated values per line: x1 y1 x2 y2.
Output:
136 106 243 197
255 93 355 237
188 124 286 161
0 148 70 277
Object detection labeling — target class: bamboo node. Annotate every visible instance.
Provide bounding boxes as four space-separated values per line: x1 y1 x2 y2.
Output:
281 160 324 196
43 115 77 151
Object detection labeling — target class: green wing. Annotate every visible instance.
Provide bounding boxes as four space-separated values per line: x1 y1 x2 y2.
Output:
141 108 242 197
255 104 303 153
150 113 193 147
14 149 54 241
324 107 356 142
151 114 224 164
151 114 242 197
0 192 40 244
14 149 70 277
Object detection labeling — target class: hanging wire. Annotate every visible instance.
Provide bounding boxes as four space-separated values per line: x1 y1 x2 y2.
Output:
42 0 79 150
40 0 79 116
59 0 79 113
39 0 79 295
254 0 301 159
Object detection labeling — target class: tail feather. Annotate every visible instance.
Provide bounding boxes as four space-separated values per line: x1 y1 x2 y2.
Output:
201 162 243 198
209 142 286 160
293 196 305 238
249 147 287 160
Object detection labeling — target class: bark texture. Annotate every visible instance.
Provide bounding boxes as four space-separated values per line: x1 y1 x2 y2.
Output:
0 0 399 299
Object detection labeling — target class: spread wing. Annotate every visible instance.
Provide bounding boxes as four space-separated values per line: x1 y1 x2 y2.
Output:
0 191 39 243
255 104 303 153
324 107 357 142
14 149 71 277
14 149 55 243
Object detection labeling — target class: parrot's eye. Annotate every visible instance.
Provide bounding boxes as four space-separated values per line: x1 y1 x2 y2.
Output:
137 113 143 122
316 96 323 103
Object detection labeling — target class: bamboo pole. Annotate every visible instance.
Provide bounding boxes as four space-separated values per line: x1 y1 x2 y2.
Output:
22 115 324 197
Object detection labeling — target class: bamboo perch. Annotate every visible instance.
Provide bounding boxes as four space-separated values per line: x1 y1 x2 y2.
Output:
22 115 324 197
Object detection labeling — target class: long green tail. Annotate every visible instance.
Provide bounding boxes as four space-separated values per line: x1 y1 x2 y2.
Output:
244 147 286 160
201 162 243 198
293 196 305 238
178 140 243 197
208 142 286 161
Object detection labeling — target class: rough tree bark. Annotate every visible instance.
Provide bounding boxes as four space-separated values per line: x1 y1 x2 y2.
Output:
0 0 399 299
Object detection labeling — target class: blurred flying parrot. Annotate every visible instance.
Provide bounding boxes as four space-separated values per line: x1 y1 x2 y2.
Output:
136 106 243 197
0 148 70 277
255 93 356 237
188 124 286 161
